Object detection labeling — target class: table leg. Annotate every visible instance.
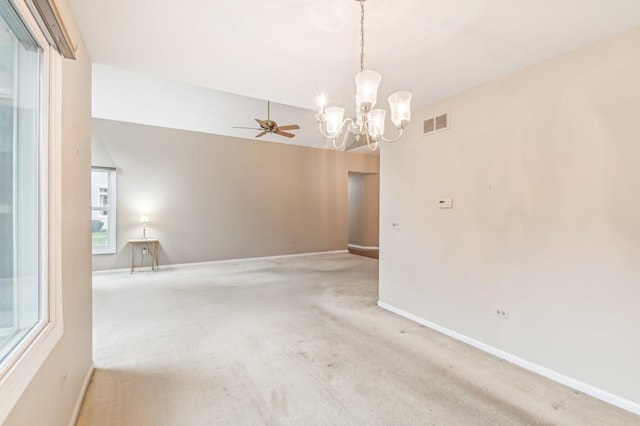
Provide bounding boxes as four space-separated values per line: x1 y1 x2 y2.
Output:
152 241 158 271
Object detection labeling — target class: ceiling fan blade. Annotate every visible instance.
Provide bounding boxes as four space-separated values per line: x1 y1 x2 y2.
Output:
233 126 262 130
275 130 295 138
277 124 300 131
255 118 268 128
255 131 267 138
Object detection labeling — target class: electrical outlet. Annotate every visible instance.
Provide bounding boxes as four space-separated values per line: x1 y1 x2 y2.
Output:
142 247 149 255
495 309 509 319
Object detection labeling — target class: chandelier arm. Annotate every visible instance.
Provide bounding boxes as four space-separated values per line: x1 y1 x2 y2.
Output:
333 129 349 150
364 131 379 152
317 118 356 149
333 118 355 150
343 117 355 130
378 127 405 143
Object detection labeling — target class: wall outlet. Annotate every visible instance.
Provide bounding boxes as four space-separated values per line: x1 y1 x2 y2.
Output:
142 247 149 255
495 309 509 319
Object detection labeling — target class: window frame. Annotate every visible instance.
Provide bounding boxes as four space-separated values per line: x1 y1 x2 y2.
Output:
0 0 63 422
91 166 117 254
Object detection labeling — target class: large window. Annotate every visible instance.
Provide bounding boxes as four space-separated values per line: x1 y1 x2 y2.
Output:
0 0 63 421
0 0 43 368
91 167 116 254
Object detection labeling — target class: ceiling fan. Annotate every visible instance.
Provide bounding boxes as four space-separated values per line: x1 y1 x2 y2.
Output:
234 101 300 138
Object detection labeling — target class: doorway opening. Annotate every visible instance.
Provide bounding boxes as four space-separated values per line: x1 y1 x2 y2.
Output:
347 172 379 259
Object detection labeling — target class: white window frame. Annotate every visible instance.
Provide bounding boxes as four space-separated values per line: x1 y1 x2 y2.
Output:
91 166 117 254
0 0 63 422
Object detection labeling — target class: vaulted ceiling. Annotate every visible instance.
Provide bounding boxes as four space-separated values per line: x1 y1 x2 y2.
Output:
70 0 640 113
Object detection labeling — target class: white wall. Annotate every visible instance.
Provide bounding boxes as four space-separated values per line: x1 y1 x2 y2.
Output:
380 27 640 411
92 63 332 150
5 0 93 424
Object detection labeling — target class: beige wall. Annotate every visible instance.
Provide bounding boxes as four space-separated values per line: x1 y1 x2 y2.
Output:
6 1 93 424
380 27 640 408
92 119 379 271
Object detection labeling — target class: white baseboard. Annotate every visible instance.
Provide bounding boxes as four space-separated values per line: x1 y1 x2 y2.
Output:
68 363 94 426
377 301 640 416
93 249 350 275
347 244 379 250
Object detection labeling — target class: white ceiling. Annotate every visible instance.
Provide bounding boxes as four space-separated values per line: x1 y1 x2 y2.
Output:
70 0 640 114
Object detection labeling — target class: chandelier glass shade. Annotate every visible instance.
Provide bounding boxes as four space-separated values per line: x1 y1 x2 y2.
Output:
316 0 412 150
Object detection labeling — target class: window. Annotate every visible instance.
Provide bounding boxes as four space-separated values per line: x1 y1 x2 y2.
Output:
0 0 63 421
91 167 116 254
0 0 44 367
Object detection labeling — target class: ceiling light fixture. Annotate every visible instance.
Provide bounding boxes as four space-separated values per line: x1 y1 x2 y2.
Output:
316 0 412 151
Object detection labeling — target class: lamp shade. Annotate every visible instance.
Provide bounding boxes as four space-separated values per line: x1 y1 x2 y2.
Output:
368 109 386 139
325 106 345 136
355 70 381 110
388 91 412 128
139 215 150 223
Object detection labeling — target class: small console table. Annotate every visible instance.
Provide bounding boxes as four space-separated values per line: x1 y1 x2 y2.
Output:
129 238 159 273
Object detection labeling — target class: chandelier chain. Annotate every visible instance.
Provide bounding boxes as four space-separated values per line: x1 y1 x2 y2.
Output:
359 0 365 72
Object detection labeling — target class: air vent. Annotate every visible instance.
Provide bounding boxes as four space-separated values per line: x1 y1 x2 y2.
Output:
423 112 449 135
423 118 435 134
435 113 448 130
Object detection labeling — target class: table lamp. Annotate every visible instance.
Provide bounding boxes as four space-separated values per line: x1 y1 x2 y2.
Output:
139 215 149 239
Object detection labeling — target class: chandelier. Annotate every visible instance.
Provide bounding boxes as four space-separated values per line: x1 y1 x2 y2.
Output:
316 0 412 151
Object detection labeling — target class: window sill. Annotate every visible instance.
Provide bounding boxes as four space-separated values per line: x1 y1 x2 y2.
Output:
92 250 116 255
0 320 63 423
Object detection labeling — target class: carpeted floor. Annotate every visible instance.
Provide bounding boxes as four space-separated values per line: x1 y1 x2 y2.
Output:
78 253 638 425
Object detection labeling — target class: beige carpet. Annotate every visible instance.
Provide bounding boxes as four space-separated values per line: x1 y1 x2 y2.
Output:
78 253 638 425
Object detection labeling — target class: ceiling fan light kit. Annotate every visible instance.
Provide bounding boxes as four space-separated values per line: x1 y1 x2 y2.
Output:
316 0 412 151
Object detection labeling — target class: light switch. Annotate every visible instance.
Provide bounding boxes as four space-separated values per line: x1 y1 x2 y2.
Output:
391 222 400 230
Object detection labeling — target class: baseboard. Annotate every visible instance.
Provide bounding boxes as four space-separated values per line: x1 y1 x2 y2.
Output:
347 244 379 250
377 301 640 416
347 246 379 259
68 363 94 426
92 249 350 275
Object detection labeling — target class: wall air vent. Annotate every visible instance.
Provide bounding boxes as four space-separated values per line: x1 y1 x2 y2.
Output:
423 117 435 134
423 112 449 135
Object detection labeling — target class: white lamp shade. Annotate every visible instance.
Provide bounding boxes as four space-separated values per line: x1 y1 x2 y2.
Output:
325 106 345 136
139 215 150 223
355 70 381 109
388 91 412 127
368 109 386 138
